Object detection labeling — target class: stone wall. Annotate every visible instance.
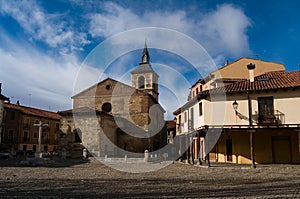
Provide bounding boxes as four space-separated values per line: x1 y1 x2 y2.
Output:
70 78 167 157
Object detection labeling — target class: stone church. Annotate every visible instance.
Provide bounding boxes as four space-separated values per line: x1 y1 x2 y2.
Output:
59 44 167 157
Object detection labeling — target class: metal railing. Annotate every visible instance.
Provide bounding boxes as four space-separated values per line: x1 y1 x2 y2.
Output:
257 110 285 124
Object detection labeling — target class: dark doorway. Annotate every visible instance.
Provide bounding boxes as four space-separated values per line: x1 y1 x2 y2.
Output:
23 145 27 152
74 128 82 143
272 136 291 163
258 97 275 123
226 139 232 162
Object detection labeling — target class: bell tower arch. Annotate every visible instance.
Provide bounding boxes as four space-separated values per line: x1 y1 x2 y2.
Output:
131 42 159 101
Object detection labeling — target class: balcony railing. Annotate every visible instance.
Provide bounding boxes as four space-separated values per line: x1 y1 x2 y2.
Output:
257 110 285 125
177 123 184 134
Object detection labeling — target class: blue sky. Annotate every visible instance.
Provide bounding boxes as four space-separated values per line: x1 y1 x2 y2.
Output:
0 0 299 119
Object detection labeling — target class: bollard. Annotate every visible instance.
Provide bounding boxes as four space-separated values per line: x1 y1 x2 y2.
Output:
83 148 87 159
144 150 149 162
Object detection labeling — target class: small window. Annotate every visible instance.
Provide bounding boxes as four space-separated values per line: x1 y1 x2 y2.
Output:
8 130 14 142
184 111 187 123
196 88 199 94
138 76 145 89
105 84 111 90
23 131 29 142
10 112 15 120
199 102 203 116
102 102 112 112
200 85 203 92
56 123 60 130
33 132 38 139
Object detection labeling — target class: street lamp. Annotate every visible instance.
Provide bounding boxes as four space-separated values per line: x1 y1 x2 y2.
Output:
33 120 49 158
232 100 238 114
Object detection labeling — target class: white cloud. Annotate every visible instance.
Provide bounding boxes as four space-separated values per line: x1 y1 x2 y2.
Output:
88 2 252 59
198 4 252 58
0 36 80 111
0 0 90 54
0 1 253 117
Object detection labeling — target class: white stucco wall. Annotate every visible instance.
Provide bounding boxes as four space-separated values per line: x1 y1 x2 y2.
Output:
205 90 300 126
176 89 300 134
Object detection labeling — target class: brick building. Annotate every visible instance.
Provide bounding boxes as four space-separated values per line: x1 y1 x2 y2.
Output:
0 83 9 146
2 102 60 154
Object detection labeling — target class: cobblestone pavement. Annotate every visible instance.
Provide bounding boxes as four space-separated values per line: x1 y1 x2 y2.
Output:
0 157 299 198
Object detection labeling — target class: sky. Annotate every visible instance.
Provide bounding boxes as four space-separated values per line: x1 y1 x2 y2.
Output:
0 0 300 119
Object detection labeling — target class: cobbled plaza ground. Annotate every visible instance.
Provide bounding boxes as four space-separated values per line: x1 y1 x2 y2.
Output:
0 157 299 198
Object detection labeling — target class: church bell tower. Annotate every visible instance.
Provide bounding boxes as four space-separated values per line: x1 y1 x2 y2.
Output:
131 42 159 101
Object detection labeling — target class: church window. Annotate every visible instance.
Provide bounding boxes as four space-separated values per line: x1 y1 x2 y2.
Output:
142 55 147 63
138 76 145 89
105 84 111 90
102 102 112 112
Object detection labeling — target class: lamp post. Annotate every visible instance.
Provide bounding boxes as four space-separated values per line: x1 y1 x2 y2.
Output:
247 91 256 169
232 100 238 114
233 99 256 168
33 120 48 158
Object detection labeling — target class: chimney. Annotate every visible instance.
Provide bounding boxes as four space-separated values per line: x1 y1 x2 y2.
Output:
247 63 256 83
17 100 20 106
225 60 229 66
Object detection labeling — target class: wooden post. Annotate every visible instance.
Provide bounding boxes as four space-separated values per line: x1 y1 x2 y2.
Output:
207 152 211 167
190 135 194 164
179 136 182 162
250 130 256 168
248 91 256 168
185 135 190 164
197 133 202 165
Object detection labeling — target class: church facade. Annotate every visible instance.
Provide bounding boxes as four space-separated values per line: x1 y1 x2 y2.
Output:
59 44 167 157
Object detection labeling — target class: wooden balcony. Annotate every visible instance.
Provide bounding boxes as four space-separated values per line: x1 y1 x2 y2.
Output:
257 111 284 124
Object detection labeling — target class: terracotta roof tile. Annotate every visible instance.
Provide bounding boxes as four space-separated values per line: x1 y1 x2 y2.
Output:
209 70 300 94
175 70 300 115
4 103 60 120
166 120 176 129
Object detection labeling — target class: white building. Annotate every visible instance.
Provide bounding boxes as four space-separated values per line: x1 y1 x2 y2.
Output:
174 59 300 165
